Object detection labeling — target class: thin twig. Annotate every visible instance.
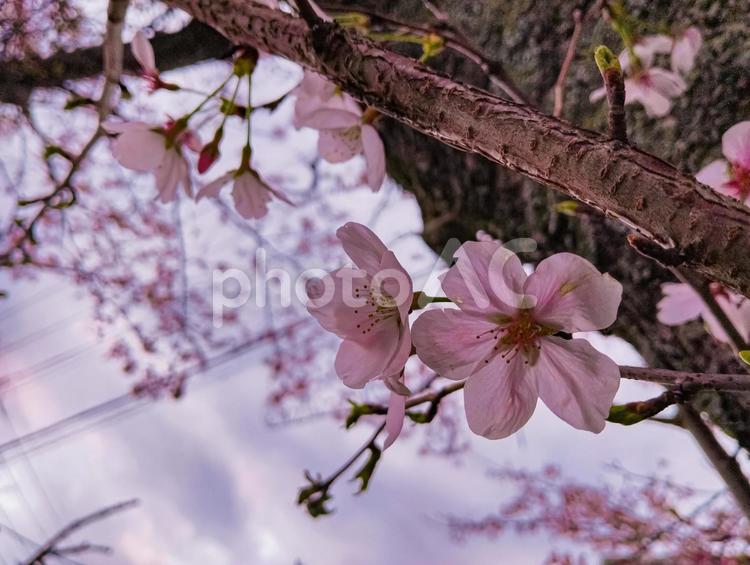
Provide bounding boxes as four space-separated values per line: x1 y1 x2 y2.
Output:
553 9 582 118
23 499 138 564
674 268 749 353
680 406 750 520
320 2 530 104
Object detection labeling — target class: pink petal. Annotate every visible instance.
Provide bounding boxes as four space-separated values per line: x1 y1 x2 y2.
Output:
154 150 185 203
111 127 166 172
383 391 407 449
589 86 607 103
441 241 528 316
361 124 386 191
626 79 671 117
196 173 233 201
656 283 704 325
534 336 620 433
637 34 673 57
722 121 750 170
381 324 412 385
336 222 387 274
102 120 151 134
334 322 401 388
232 172 272 219
377 250 413 324
412 309 499 380
463 354 538 439
524 252 622 333
301 108 361 130
317 128 362 163
695 159 730 190
647 68 687 98
132 30 157 75
671 27 702 75
180 129 203 153
307 266 371 337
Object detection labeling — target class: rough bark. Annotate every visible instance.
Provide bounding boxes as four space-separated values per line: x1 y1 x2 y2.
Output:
164 0 750 299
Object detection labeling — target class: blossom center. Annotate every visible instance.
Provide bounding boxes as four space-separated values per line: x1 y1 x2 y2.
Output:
352 281 399 335
477 310 556 367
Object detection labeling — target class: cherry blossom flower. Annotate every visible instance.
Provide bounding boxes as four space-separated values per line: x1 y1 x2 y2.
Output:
292 71 340 128
590 42 687 117
671 27 702 75
306 222 413 391
412 241 622 439
695 121 750 204
197 148 292 219
103 119 201 202
657 282 750 343
130 30 178 92
294 76 386 191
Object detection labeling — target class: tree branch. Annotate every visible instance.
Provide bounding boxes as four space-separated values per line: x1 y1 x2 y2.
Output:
164 0 750 297
22 499 138 564
679 406 750 520
0 20 230 106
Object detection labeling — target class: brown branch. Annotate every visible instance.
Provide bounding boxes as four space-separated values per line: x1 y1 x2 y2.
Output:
0 20 231 105
22 499 138 564
619 366 750 392
165 0 750 297
99 0 130 120
679 406 750 520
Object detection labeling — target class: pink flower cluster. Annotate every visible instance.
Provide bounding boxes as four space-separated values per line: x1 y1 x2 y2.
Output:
103 31 292 219
307 224 623 447
590 27 701 117
292 72 386 192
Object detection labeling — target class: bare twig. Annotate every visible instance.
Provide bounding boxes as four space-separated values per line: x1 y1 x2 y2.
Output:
594 45 627 142
23 499 138 564
100 0 130 119
553 9 583 118
320 2 530 104
680 406 750 520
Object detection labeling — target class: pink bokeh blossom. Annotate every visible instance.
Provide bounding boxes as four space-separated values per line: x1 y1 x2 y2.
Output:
695 121 750 204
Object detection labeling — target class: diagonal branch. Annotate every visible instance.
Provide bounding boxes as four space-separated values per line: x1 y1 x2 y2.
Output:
22 499 138 564
0 20 230 106
680 406 750 520
165 0 750 297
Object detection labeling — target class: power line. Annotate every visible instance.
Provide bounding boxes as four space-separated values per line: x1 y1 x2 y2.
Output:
0 322 308 462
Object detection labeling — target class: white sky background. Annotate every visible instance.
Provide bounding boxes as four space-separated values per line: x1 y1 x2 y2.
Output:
0 6 733 564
